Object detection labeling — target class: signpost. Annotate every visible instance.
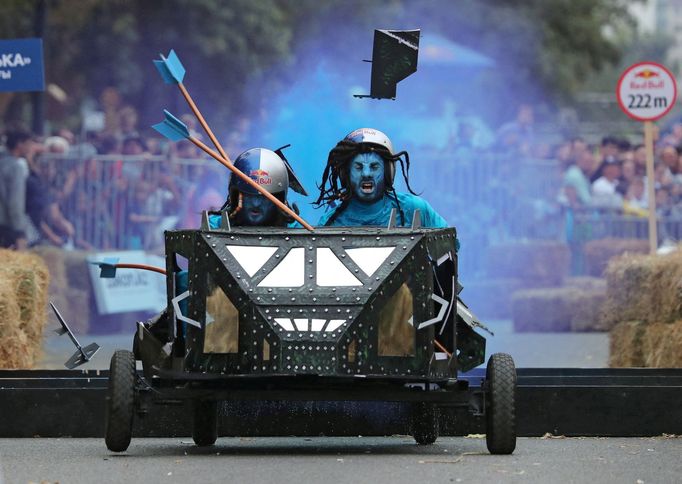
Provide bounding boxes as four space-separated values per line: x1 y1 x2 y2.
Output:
617 61 678 254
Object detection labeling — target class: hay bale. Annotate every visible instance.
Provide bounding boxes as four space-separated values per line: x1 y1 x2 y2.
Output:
610 320 682 368
485 241 570 287
602 250 682 327
461 278 524 319
583 238 649 277
0 249 49 368
512 286 607 332
30 246 67 289
570 291 608 332
563 276 607 292
609 321 646 367
641 321 682 367
513 288 581 332
61 250 91 292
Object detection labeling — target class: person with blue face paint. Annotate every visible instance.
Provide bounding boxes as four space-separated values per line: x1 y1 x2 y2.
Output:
162 147 307 343
207 147 306 229
316 128 451 233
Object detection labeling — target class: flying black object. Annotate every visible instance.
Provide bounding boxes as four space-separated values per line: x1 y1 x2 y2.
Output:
355 29 420 100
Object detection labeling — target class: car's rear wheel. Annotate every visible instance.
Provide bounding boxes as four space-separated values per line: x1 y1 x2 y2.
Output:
411 402 439 445
485 352 517 454
192 399 218 446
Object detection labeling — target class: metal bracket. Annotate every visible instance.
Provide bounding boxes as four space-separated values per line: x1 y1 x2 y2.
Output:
411 209 421 229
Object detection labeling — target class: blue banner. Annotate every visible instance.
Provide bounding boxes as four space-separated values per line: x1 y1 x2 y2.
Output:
0 38 45 92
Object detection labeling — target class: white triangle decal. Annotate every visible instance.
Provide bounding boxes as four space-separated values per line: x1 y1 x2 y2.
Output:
316 248 362 286
226 246 277 277
345 247 396 277
258 247 305 287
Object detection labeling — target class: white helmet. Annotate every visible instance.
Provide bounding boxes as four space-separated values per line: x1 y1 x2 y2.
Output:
344 127 396 186
230 148 289 198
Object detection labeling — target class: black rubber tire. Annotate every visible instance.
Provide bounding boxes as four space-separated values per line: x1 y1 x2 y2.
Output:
411 402 439 445
192 400 218 446
485 352 517 455
105 350 136 452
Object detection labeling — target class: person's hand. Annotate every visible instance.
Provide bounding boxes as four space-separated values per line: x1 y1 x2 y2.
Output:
64 221 75 238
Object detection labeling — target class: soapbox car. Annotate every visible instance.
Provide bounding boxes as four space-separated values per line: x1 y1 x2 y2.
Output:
104 211 516 454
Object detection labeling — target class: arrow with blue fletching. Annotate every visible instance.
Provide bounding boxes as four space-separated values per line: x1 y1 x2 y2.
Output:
151 108 314 231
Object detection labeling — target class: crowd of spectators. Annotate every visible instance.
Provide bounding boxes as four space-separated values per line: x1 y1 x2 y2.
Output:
556 127 682 219
3 99 682 254
0 103 230 252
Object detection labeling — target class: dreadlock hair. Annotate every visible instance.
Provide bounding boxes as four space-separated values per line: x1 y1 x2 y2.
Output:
315 139 418 226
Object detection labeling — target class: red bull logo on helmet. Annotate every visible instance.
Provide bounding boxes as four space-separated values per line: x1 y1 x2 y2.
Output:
249 169 272 186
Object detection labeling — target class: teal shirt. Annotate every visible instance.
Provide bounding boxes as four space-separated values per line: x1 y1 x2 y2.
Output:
317 192 448 228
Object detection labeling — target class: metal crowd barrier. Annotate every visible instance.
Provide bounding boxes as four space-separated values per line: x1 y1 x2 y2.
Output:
37 153 227 250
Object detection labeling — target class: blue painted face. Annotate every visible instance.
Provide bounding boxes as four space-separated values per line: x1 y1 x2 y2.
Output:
349 152 385 203
240 193 276 226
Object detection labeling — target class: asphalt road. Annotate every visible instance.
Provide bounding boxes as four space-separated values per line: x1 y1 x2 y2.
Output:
1 436 680 484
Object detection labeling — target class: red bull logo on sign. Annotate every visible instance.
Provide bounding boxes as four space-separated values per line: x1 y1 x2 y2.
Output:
630 68 664 90
634 69 660 79
250 169 272 185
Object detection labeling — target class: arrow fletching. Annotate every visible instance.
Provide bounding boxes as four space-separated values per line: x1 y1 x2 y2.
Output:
154 49 186 84
152 109 190 142
89 257 120 278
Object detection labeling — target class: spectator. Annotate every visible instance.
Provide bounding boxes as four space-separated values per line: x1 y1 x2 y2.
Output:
497 104 535 156
0 128 35 248
591 158 623 209
25 139 76 247
570 137 588 163
633 144 647 176
560 150 595 207
623 177 647 217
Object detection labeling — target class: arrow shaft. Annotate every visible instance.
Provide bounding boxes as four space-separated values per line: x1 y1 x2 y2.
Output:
177 83 230 164
434 340 452 358
115 263 167 275
188 136 314 231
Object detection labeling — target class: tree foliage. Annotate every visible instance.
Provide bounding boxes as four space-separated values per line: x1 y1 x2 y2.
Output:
0 0 635 129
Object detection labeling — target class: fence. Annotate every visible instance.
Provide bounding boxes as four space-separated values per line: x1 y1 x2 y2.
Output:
37 153 228 251
37 152 682 272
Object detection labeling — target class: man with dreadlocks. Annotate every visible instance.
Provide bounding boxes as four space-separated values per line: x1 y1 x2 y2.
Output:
316 128 447 228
